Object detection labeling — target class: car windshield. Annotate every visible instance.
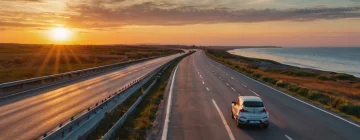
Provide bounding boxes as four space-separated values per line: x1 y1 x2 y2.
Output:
243 101 264 107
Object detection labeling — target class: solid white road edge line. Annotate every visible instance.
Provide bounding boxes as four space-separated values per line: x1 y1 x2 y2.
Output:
161 64 179 140
212 99 236 140
285 135 293 140
249 89 259 96
208 55 360 128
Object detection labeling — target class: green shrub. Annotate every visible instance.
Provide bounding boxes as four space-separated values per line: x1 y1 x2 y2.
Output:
308 91 331 105
331 98 347 109
287 83 300 92
294 71 318 77
281 70 318 77
226 61 233 66
327 90 338 95
261 76 278 85
281 71 294 75
297 88 309 97
247 70 254 74
333 73 357 81
340 103 360 118
242 68 253 74
252 73 262 79
275 80 288 88
317 76 336 81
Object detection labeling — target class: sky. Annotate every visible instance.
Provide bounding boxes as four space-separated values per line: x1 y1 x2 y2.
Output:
0 0 360 47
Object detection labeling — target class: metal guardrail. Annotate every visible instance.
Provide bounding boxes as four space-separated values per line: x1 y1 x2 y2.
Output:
39 51 193 140
102 78 158 140
40 73 151 140
0 54 172 98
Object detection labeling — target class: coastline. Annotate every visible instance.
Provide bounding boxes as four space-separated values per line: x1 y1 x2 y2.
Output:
200 46 281 51
227 48 360 78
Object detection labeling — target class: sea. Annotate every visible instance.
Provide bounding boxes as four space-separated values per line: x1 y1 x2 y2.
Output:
228 47 360 78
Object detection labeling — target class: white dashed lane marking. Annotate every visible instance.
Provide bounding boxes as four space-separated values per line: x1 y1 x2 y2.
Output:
226 83 229 86
285 135 293 140
231 87 236 92
206 87 210 91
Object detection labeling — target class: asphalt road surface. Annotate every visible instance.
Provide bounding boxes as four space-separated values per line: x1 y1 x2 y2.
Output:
161 50 360 140
0 53 182 140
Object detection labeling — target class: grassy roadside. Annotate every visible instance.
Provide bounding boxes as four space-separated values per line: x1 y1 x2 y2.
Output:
84 71 158 140
110 56 182 140
205 50 360 122
0 44 183 84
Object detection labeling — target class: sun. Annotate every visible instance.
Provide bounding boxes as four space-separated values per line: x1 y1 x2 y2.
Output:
51 27 71 41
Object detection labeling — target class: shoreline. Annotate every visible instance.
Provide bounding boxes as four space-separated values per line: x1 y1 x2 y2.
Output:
227 48 360 78
201 46 281 51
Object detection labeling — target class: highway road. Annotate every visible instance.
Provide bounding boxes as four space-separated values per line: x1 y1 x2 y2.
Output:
161 50 360 140
0 53 182 140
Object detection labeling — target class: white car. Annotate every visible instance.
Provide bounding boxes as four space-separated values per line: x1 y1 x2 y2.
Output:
231 96 269 128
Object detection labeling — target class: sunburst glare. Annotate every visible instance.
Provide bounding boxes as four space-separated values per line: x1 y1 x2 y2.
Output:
51 27 72 41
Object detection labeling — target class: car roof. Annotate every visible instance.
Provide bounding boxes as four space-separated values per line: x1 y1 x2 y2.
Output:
239 96 262 102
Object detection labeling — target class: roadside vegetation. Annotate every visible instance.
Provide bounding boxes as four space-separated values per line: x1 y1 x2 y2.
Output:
85 54 184 140
111 57 182 140
206 50 360 121
0 43 182 84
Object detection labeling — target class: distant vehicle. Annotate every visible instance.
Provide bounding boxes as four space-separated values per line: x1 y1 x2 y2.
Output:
231 96 269 128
